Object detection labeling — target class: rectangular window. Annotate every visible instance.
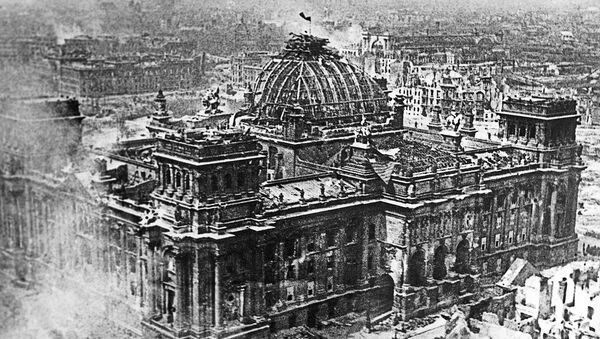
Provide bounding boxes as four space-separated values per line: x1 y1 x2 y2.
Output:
368 224 376 241
346 227 355 244
327 277 334 292
265 291 275 307
497 195 506 210
307 282 315 297
284 239 296 258
264 243 277 262
508 231 514 245
481 237 487 251
306 240 316 253
286 287 294 301
287 264 296 280
367 250 374 270
496 213 503 229
495 234 501 248
264 266 276 284
326 252 335 269
326 231 336 248
307 259 315 275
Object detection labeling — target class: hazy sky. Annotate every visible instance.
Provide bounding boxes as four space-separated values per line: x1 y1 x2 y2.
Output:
0 0 597 11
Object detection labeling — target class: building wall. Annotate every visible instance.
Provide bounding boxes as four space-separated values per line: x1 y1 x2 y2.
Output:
59 57 203 98
0 177 147 330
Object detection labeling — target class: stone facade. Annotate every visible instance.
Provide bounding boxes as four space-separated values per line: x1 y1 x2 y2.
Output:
0 35 586 339
59 54 205 98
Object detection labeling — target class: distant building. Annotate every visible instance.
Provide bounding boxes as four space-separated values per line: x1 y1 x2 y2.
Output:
229 51 273 91
61 35 197 59
59 54 205 98
0 34 587 339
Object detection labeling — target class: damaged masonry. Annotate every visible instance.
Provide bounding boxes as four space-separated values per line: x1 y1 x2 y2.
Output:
0 33 587 339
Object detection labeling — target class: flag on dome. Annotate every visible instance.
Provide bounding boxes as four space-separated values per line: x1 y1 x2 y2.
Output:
299 12 311 22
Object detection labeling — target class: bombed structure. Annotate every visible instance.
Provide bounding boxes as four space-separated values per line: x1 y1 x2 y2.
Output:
0 34 586 338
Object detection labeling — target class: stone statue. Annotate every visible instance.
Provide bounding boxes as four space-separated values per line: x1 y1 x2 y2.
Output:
174 204 183 223
407 184 415 197
254 199 264 216
214 204 224 223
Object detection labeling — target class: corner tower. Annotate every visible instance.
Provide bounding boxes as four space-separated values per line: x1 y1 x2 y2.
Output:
152 129 265 233
498 96 581 165
497 96 585 264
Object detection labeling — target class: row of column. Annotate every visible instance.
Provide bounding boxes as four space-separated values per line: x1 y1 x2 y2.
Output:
505 121 539 145
159 163 255 198
145 245 223 331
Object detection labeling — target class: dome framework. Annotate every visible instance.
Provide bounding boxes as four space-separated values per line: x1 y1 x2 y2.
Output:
251 34 388 124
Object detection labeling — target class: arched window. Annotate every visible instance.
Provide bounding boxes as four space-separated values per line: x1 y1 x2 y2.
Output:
224 173 232 190
165 166 171 185
432 244 447 280
454 237 471 274
237 171 245 188
407 248 426 286
211 175 218 192
175 172 182 188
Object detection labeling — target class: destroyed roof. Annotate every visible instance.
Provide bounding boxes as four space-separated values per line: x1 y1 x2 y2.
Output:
374 136 475 174
471 148 537 171
497 258 539 288
261 175 358 209
251 33 388 123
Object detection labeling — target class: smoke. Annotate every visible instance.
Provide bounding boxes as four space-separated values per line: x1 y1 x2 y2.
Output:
282 20 363 50
53 23 84 44
264 0 364 50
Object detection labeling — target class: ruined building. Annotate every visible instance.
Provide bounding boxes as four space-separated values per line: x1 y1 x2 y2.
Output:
0 34 586 338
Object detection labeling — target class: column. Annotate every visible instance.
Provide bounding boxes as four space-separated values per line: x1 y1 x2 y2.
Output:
538 180 548 239
239 285 246 317
531 200 539 240
214 249 222 328
192 249 201 330
571 178 581 235
24 190 32 256
144 244 156 317
157 257 165 316
191 172 198 198
174 253 185 329
169 165 175 190
16 195 23 250
550 181 558 238
137 255 144 308
401 218 412 288
158 164 164 190
254 243 265 315
122 230 128 290
401 249 409 287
